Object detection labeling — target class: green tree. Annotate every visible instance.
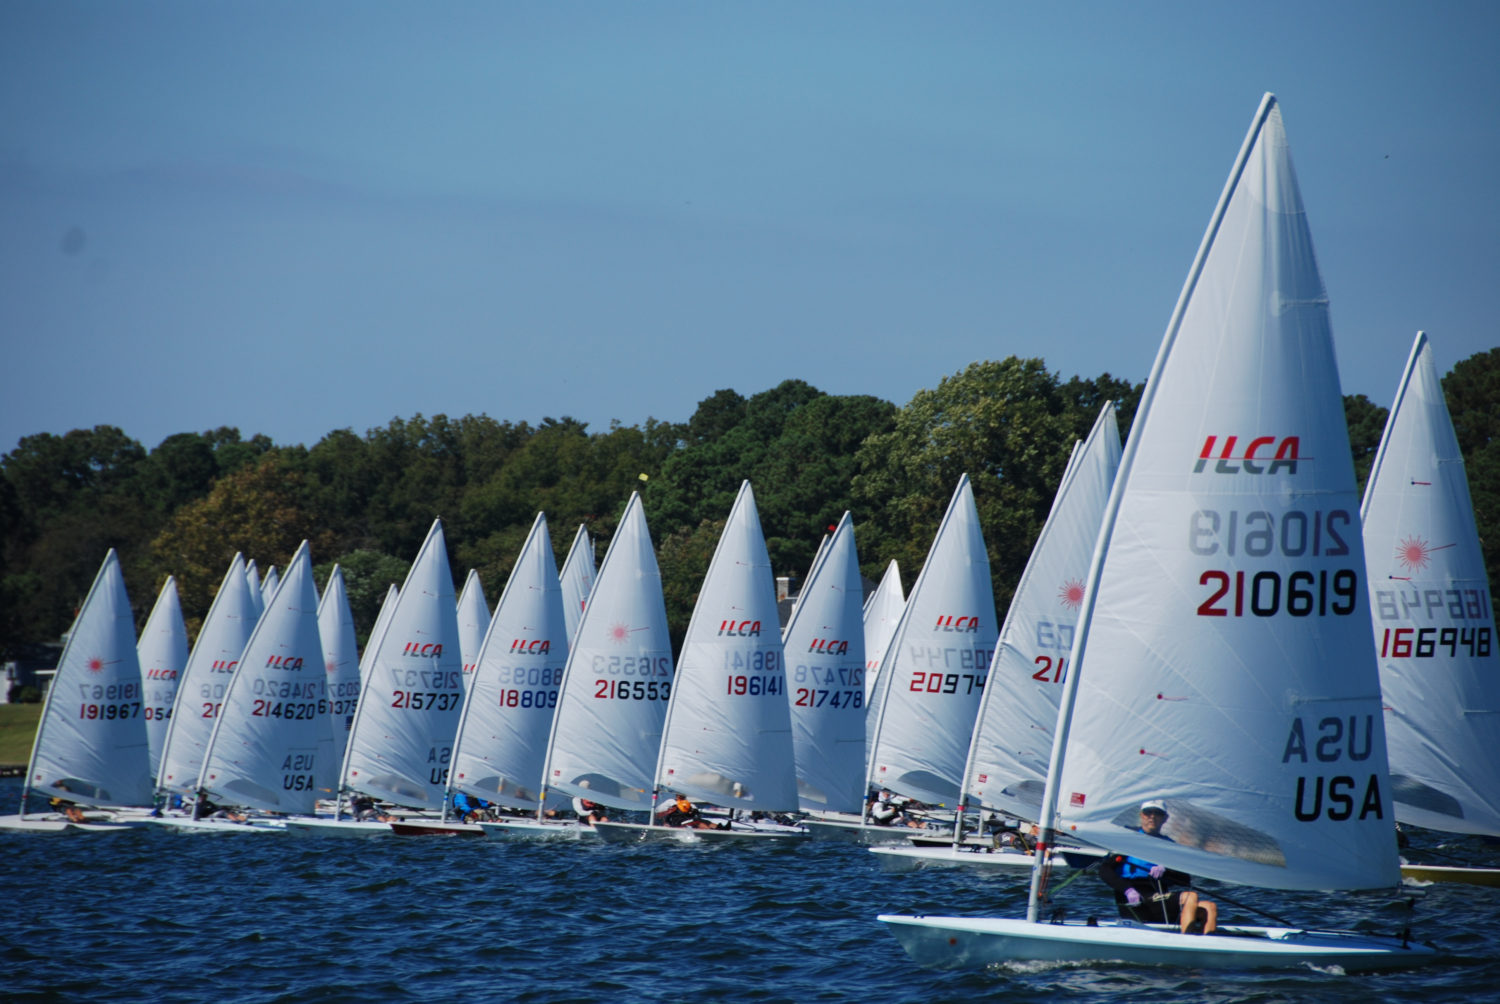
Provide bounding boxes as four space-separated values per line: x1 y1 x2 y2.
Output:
1343 394 1390 496
1445 348 1500 598
852 359 1142 613
151 452 339 629
315 550 411 645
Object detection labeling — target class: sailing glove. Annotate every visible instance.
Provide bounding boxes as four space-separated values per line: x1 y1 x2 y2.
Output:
1124 888 1141 905
1148 865 1166 879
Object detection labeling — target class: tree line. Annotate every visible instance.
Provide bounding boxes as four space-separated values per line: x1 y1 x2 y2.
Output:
2 351 1495 658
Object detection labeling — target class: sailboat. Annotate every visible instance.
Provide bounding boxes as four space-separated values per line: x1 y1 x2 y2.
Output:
156 553 260 802
138 574 189 785
863 474 998 832
413 514 568 838
361 584 400 683
861 560 904 704
594 481 804 844
456 569 490 693
180 541 330 831
513 493 672 839
288 519 464 836
1 550 153 832
872 402 1120 872
245 559 265 621
260 564 280 609
317 565 361 751
782 512 867 818
1362 331 1500 885
558 523 596 645
878 94 1440 969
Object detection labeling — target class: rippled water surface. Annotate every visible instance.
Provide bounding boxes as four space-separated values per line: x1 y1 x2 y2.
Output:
5 778 1496 1003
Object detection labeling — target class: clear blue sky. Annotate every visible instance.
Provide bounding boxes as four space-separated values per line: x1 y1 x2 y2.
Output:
2 2 1496 454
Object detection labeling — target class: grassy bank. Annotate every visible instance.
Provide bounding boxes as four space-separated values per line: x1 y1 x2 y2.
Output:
0 703 42 767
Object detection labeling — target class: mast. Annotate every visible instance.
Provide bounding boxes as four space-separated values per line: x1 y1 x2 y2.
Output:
1026 93 1277 922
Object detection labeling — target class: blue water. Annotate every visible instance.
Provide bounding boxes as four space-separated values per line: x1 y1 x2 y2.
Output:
4 777 1495 1003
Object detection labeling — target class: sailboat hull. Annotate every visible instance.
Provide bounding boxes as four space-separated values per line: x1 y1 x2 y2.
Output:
1401 863 1500 887
281 818 394 837
478 819 595 840
800 818 914 844
592 820 808 844
0 813 138 834
878 915 1440 971
870 843 1076 872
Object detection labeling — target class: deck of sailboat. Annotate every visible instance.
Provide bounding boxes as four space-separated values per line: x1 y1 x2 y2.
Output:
877 914 1442 970
592 820 808 844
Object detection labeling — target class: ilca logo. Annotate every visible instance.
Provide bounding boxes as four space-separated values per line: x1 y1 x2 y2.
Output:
1194 435 1302 475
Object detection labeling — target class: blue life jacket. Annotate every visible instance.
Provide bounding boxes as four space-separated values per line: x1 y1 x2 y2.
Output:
1117 827 1174 880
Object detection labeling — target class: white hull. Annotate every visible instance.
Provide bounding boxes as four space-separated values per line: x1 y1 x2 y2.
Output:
478 819 595 840
282 817 394 837
870 843 1037 872
800 818 922 845
135 816 287 834
0 813 137 834
871 841 1107 872
878 915 1441 971
593 820 807 844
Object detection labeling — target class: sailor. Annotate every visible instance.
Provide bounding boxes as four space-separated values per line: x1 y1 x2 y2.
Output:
1098 799 1218 934
659 793 717 829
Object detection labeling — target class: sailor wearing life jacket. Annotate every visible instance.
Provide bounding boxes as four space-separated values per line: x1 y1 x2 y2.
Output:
1098 799 1218 934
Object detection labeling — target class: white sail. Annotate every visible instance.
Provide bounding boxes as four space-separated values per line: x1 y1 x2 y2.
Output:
867 475 998 806
559 523 596 645
317 565 361 755
451 513 568 808
157 554 259 797
657 481 797 811
456 569 491 693
1051 95 1397 891
24 550 152 808
260 565 280 608
360 584 400 683
782 511 867 812
245 559 265 620
137 575 189 783
1362 331 1500 836
965 403 1121 822
339 519 464 811
541 493 673 812
862 560 905 703
198 542 331 814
